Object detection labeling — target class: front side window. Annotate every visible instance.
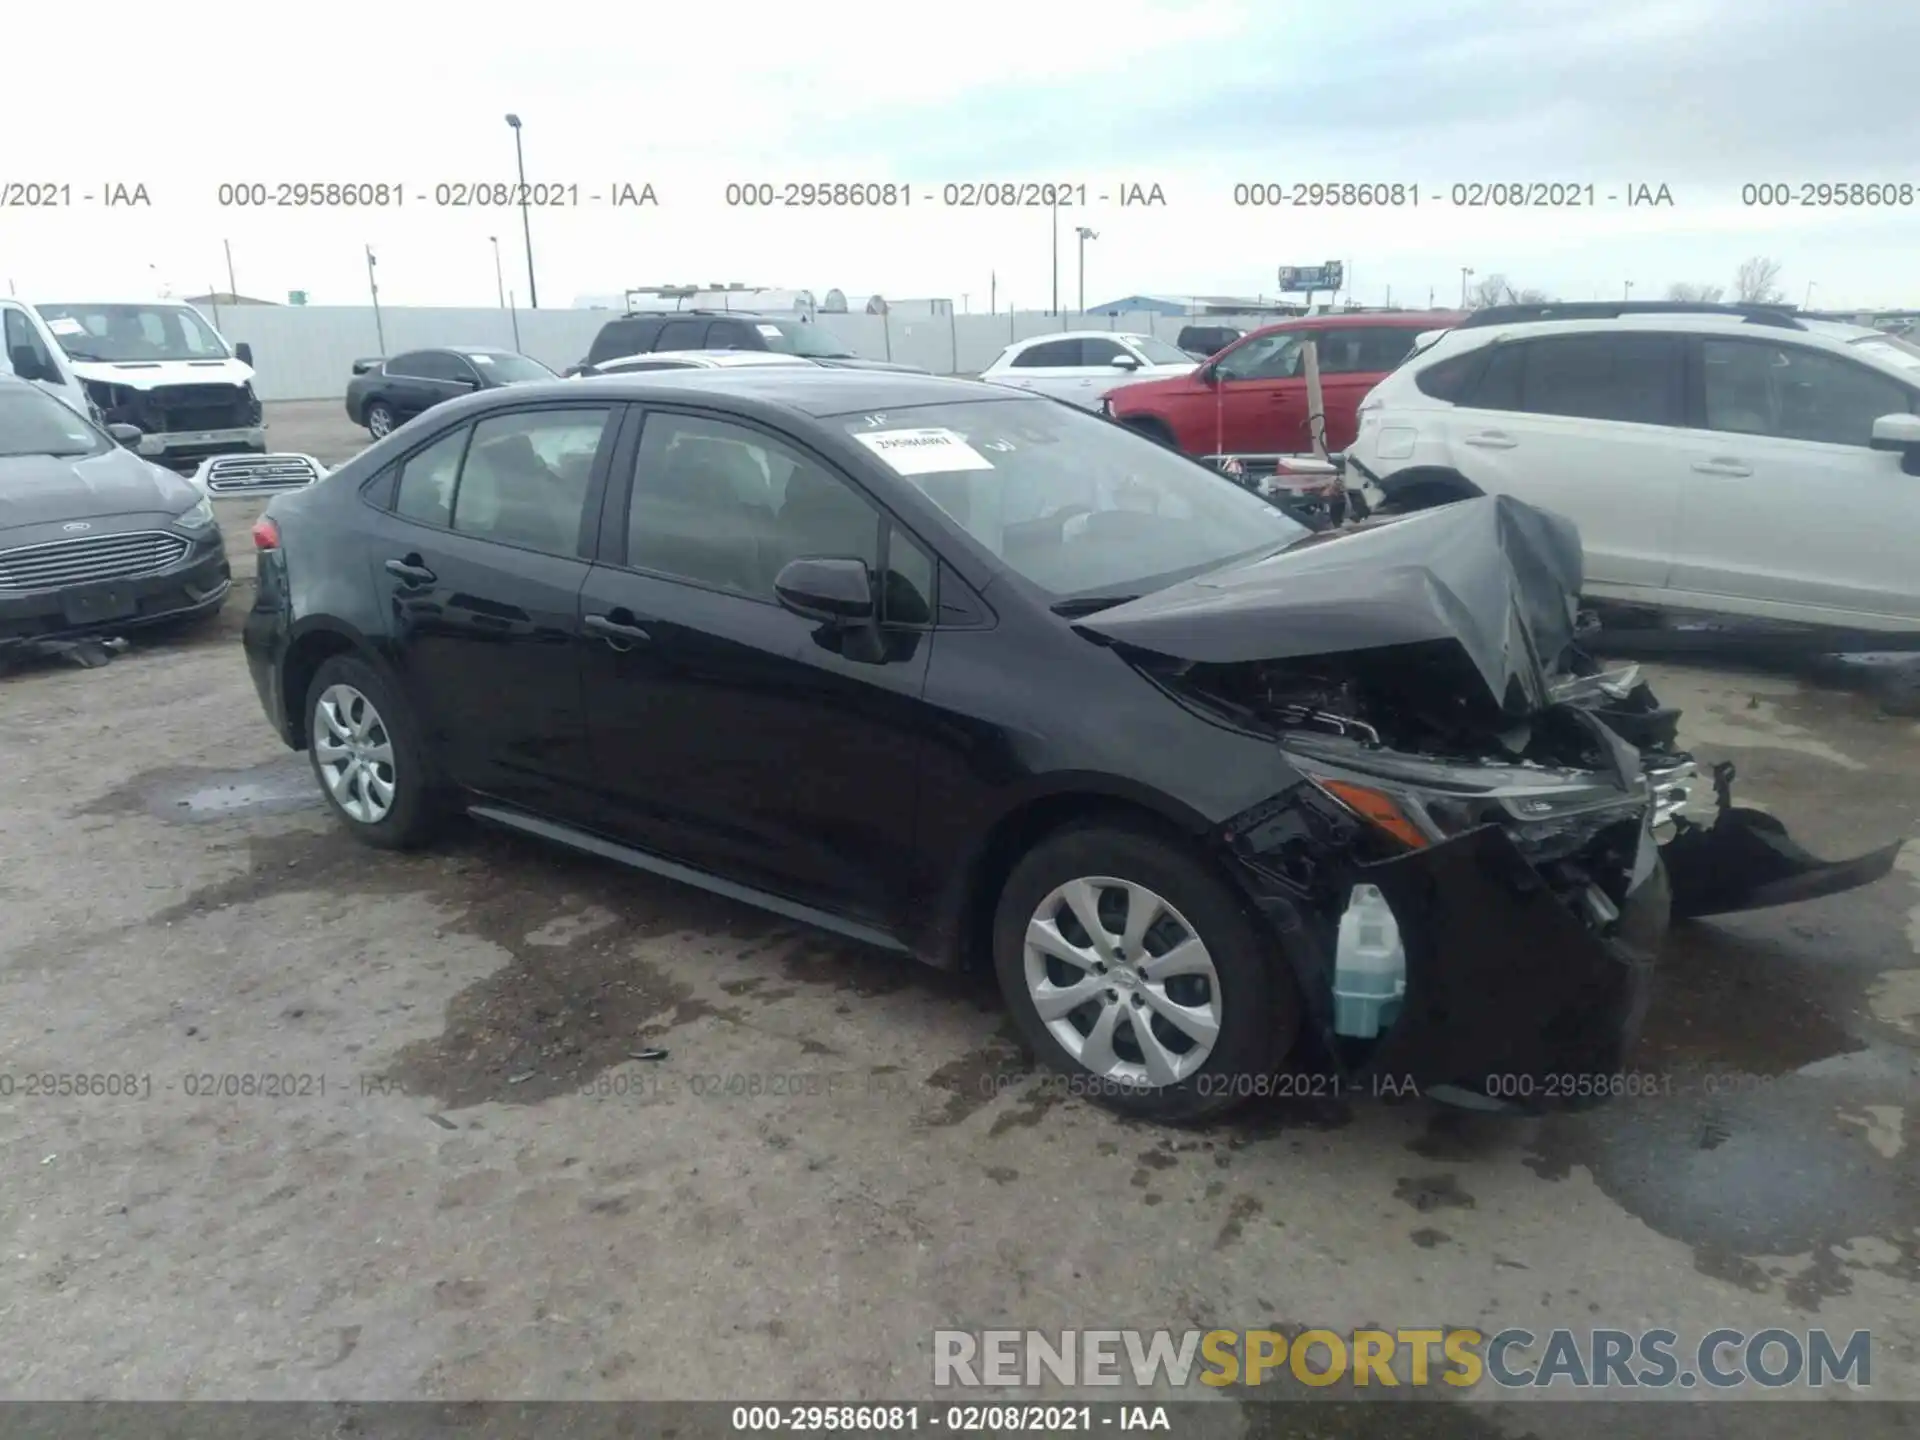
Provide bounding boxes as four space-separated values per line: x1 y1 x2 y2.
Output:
450 408 611 553
840 396 1306 599
1012 339 1083 368
1703 340 1914 446
1079 337 1128 365
35 304 228 362
414 352 474 384
656 319 705 351
466 352 553 384
0 382 109 458
626 413 879 598
393 426 469 526
1213 330 1305 382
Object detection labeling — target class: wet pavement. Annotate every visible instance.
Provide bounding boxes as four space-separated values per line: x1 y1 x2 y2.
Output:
0 604 1915 1429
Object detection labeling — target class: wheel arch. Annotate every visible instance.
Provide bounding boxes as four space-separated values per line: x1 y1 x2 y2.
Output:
281 620 388 749
1374 465 1482 511
928 778 1224 974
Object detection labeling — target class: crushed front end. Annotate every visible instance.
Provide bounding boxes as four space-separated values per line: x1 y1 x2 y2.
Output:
1196 652 1675 1110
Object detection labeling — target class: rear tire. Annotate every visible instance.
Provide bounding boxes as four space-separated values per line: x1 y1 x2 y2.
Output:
992 822 1298 1123
304 653 444 849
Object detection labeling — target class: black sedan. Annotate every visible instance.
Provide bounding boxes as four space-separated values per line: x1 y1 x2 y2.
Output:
1 376 231 652
240 369 1901 1121
345 348 555 439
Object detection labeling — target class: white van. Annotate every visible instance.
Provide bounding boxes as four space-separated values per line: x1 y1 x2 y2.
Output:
0 298 266 470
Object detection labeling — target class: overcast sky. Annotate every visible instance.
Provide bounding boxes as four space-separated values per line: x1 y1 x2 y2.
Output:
7 0 1917 311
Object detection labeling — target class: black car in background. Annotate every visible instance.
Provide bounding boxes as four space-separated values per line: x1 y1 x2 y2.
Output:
345 348 555 439
1175 324 1246 359
0 377 230 650
569 310 928 376
240 368 1899 1123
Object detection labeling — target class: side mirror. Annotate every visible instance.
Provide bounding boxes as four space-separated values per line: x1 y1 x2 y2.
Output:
8 345 50 383
451 376 480 391
234 342 254 366
1871 412 1920 474
773 557 874 624
1110 354 1141 371
107 422 142 447
1199 362 1221 384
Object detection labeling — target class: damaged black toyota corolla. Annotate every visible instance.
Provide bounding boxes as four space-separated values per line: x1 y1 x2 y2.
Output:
240 371 1904 1122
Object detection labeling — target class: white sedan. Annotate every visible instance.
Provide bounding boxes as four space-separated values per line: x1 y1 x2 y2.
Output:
979 330 1197 409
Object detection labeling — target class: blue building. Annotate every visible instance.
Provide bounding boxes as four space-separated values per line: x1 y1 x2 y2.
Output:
1084 293 1306 317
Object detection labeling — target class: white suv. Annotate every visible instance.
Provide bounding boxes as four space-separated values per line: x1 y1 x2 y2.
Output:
979 330 1197 409
1346 303 1920 632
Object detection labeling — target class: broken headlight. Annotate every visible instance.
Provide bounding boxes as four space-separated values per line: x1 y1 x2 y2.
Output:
1283 737 1651 861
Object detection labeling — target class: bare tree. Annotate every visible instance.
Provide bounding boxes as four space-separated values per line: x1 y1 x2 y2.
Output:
1733 257 1784 305
1666 282 1726 304
1466 274 1555 309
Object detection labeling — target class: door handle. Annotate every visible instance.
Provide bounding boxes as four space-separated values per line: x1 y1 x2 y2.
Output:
384 557 436 585
1463 431 1517 449
1691 458 1752 477
584 612 652 646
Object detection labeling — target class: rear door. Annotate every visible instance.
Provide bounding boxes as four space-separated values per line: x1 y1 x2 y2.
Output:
1444 333 1687 593
1000 338 1087 400
575 407 936 924
1670 336 1920 623
372 403 621 810
379 352 444 419
410 351 481 414
1308 326 1427 451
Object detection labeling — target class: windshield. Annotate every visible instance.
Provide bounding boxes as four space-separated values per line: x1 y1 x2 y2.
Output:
757 321 855 359
1126 335 1196 366
0 384 111 459
839 398 1307 599
1852 334 1920 372
36 303 231 363
467 352 555 383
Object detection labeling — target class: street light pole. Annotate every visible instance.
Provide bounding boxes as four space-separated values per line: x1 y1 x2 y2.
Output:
489 236 506 307
1624 280 1634 301
505 114 538 308
1460 267 1474 308
1050 196 1060 316
365 245 385 353
1074 226 1098 314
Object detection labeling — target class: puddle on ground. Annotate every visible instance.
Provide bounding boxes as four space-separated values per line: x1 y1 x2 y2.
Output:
75 756 323 824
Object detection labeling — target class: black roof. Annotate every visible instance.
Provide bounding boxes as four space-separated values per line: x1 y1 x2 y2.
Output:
1457 301 1808 332
536 366 1020 417
615 309 798 321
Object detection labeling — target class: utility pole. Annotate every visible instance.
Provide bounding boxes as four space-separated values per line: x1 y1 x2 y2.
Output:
224 240 238 298
366 245 385 353
1075 226 1098 314
990 271 996 316
490 236 506 307
1050 196 1060 315
1624 280 1634 301
1460 267 1474 308
505 114 538 308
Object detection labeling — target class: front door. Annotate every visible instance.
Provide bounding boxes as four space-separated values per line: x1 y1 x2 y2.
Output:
372 404 619 810
577 407 936 924
1207 329 1309 457
1669 336 1920 624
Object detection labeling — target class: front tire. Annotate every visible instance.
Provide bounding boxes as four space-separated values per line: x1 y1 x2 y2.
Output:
304 653 443 849
992 823 1298 1123
366 400 396 439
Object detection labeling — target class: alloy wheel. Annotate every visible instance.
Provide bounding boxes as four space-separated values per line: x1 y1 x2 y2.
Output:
1022 875 1223 1087
313 683 397 823
368 406 392 438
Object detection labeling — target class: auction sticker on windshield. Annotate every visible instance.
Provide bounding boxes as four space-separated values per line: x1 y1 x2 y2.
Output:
757 324 783 337
46 317 85 336
854 427 995 475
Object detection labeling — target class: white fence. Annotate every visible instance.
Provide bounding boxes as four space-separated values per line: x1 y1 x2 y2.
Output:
210 306 1314 401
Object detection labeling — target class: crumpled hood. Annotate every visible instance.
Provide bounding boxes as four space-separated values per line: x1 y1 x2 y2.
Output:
1073 495 1584 719
67 357 255 390
0 448 201 530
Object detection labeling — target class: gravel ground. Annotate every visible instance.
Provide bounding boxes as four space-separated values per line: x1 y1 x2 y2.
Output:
0 404 1916 1434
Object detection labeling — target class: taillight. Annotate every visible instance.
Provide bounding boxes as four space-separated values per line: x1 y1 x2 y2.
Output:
251 515 280 551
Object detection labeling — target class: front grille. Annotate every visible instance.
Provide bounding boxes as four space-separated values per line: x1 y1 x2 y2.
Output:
0 531 190 591
117 384 255 434
202 454 321 493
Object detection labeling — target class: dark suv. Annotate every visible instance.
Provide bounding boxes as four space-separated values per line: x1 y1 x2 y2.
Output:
569 311 926 375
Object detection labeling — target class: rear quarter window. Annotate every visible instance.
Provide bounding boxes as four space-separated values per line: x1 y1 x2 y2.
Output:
1414 349 1486 402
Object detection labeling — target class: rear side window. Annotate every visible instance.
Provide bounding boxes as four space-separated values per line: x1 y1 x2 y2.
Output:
393 426 470 527
1466 336 1681 426
704 320 755 349
1414 349 1486 401
589 318 662 363
1012 339 1083 367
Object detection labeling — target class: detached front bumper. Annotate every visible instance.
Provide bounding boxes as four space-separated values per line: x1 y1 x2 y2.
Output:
139 426 267 470
0 532 231 649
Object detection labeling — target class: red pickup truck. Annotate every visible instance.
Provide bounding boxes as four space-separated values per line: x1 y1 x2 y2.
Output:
1102 312 1461 462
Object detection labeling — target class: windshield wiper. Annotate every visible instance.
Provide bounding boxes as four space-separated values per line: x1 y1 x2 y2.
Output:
1051 594 1140 617
62 350 108 362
